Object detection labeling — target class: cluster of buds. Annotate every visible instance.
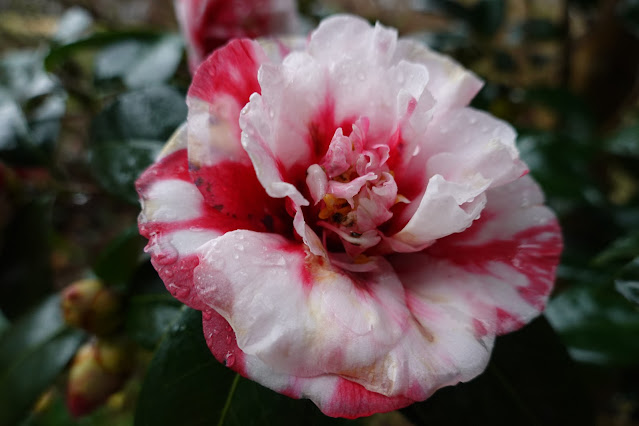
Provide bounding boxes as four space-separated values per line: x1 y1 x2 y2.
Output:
61 279 133 417
66 339 133 417
61 278 121 336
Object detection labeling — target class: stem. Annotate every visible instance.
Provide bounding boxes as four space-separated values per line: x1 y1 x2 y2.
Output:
217 373 241 426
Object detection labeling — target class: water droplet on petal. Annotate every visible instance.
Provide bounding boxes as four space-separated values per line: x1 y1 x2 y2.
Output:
202 310 213 321
226 334 232 344
225 352 235 367
357 72 365 81
469 117 477 124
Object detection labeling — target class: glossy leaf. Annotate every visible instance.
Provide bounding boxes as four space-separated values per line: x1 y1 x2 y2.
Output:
136 308 363 426
546 283 639 365
89 86 187 203
401 317 594 426
93 225 146 287
605 122 639 158
0 295 62 367
94 35 183 89
615 257 639 304
0 295 86 426
125 295 181 350
45 31 162 71
594 231 639 266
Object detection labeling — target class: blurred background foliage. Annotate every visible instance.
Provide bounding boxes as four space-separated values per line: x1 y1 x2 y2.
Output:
0 0 638 425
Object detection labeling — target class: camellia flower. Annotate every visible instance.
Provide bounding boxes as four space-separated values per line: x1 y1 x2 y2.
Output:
137 15 562 418
174 0 300 71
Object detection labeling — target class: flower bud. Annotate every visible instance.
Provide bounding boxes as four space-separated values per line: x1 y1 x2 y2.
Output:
66 339 133 417
61 278 121 335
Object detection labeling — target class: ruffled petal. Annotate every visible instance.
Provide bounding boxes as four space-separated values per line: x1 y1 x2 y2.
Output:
392 175 562 335
394 38 483 118
187 39 267 169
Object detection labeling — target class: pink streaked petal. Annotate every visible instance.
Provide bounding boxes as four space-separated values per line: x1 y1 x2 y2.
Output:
192 230 411 380
136 148 290 308
201 313 416 418
389 174 489 252
394 175 561 335
394 38 483 117
422 107 528 187
187 39 267 170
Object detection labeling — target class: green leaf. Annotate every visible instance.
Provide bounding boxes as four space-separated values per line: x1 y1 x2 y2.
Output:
94 35 183 89
0 295 62 367
594 231 639 266
125 295 181 350
605 122 639 158
401 317 594 426
45 31 163 71
135 307 234 426
0 295 86 426
615 257 639 305
0 51 66 166
136 308 362 426
546 283 639 365
89 86 187 203
90 139 163 204
93 225 146 287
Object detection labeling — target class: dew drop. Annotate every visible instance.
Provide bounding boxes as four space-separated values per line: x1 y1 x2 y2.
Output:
225 352 235 367
226 334 232 344
175 286 191 299
202 310 213 321
357 72 365 81
469 117 477 124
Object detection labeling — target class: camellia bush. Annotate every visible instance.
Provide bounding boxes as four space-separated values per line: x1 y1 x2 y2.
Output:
0 1 638 425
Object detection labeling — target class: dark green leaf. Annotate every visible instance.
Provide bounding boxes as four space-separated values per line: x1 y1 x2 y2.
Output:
125 295 181 349
0 295 62 368
0 295 86 426
0 328 85 426
615 257 639 304
93 225 146 287
605 122 639 158
593 231 639 266
402 317 594 426
94 35 183 89
89 86 186 202
90 139 163 203
135 307 235 426
136 308 362 426
45 31 164 71
91 86 186 143
546 283 639 365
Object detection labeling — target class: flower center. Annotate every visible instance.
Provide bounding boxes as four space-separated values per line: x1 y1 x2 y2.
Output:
305 119 407 258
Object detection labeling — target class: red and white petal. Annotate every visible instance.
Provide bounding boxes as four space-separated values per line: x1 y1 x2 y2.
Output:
201 311 415 418
422 107 527 187
187 39 267 171
191 229 499 418
393 175 562 336
192 230 411 378
388 174 489 252
394 38 483 118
